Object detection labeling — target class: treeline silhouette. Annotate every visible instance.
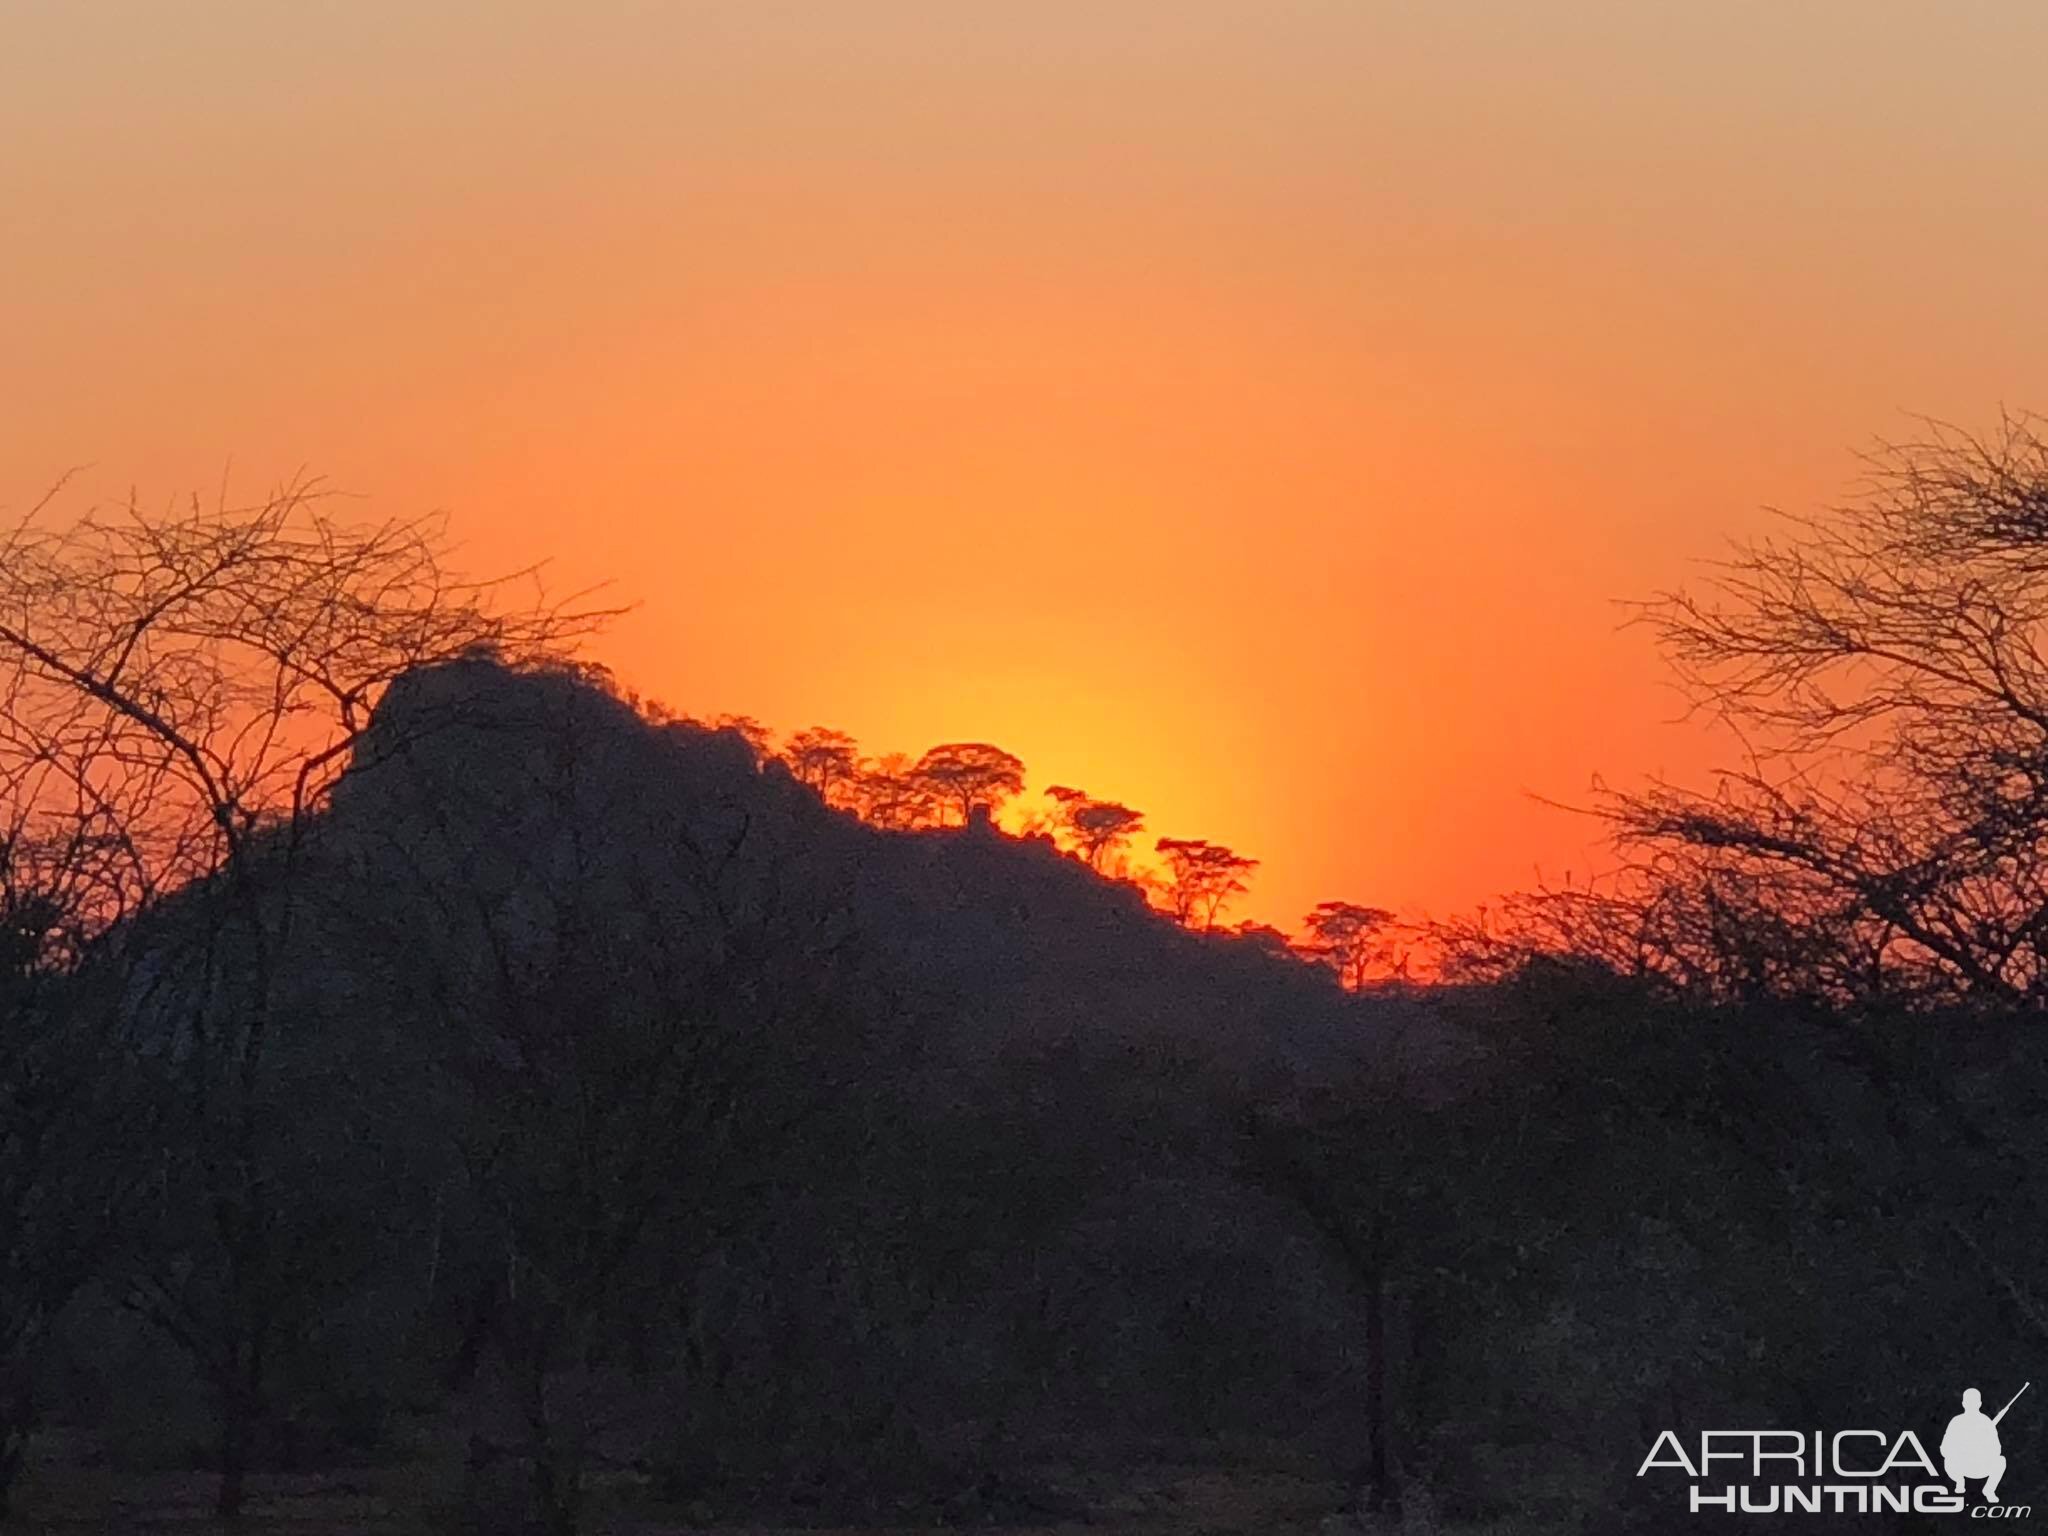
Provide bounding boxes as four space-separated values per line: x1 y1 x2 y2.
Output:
652 709 1390 975
618 679 1418 990
2 424 2046 1535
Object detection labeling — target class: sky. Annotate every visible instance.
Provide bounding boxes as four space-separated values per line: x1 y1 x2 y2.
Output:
5 1 2047 928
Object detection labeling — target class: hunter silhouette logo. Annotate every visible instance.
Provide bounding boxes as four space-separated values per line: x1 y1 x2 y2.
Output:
1944 1383 2026 1505
1638 1381 2033 1516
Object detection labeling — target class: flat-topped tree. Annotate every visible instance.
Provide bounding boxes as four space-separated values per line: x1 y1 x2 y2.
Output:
1298 901 1397 990
1044 785 1145 871
0 477 608 1519
783 727 860 803
846 752 937 829
911 743 1025 827
1154 837 1258 930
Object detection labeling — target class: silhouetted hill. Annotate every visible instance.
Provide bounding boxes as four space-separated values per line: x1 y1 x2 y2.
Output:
332 654 1440 1088
261 655 1398 1513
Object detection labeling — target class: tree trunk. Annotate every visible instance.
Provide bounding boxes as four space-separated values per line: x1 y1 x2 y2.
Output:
1360 1259 1399 1520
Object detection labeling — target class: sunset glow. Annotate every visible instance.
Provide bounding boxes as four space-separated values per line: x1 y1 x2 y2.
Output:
8 0 2047 928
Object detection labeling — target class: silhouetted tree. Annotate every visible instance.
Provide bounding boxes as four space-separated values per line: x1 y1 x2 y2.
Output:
911 744 1025 827
1043 786 1145 871
1610 414 2048 1008
848 752 938 830
1297 901 1396 990
782 727 860 805
0 482 604 1518
1154 838 1257 930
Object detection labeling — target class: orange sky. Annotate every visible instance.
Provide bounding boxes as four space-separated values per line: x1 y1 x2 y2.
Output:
6 1 2047 928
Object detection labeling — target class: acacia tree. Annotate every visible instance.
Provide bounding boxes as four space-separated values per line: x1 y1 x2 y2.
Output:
1594 416 2048 1008
782 727 860 805
1154 838 1258 930
1043 785 1145 871
1297 901 1396 990
847 753 938 830
911 744 1025 827
0 481 604 1518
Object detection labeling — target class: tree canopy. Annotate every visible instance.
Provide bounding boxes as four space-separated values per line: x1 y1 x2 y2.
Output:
910 743 1026 826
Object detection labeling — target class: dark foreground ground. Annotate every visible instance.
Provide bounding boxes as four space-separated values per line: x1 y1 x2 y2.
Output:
8 1438 1533 1535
